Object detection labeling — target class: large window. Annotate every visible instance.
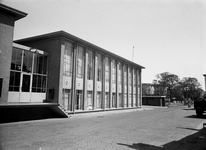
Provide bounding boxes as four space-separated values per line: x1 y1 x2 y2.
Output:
87 50 93 80
128 67 132 107
9 47 48 93
22 51 33 73
112 60 116 85
9 71 21 91
10 48 22 71
112 60 116 107
32 75 46 92
77 46 84 78
32 53 47 93
124 64 128 107
33 54 47 75
105 57 110 83
9 48 22 91
118 62 123 107
63 41 73 77
105 57 110 108
133 69 137 106
97 54 102 81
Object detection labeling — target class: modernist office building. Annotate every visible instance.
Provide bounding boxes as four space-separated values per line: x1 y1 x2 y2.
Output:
1 4 145 113
15 31 145 112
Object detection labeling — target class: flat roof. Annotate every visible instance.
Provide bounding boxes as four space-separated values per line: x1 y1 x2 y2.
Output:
13 43 48 55
0 3 27 20
15 31 145 69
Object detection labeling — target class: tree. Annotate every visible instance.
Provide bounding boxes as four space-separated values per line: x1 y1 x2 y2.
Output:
179 77 203 100
153 72 180 100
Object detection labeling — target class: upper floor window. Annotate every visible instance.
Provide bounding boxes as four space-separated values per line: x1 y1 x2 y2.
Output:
10 48 22 71
118 62 122 84
97 53 102 81
77 46 84 78
87 50 93 80
33 53 47 75
63 41 73 77
112 60 116 84
124 65 127 85
105 57 110 83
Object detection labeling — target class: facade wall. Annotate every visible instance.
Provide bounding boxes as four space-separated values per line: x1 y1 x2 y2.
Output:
0 12 15 102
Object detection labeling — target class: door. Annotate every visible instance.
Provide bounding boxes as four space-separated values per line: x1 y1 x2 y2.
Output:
20 73 32 102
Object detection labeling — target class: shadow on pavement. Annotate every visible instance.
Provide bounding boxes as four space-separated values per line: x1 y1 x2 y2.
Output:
185 115 206 119
182 108 195 111
118 128 206 150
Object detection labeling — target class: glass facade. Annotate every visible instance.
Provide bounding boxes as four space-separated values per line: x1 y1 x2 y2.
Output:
63 41 73 77
59 41 142 111
96 53 102 109
133 68 137 106
86 50 94 110
75 46 85 110
128 67 132 107
105 57 110 108
118 62 123 107
62 41 73 111
123 64 128 107
9 46 48 102
112 60 116 108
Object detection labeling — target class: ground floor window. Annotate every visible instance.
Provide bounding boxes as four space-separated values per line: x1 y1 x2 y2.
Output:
133 94 136 106
128 94 132 107
86 92 93 110
112 93 116 108
96 92 102 109
119 93 123 107
105 93 109 108
62 89 72 111
76 90 83 110
9 71 21 91
124 94 127 107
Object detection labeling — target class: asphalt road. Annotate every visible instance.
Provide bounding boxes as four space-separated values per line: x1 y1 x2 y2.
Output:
0 103 206 150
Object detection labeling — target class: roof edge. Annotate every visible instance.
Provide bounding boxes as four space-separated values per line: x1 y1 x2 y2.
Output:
15 30 145 69
0 3 27 20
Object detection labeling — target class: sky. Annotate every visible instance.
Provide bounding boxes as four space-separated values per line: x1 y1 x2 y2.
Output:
2 0 206 90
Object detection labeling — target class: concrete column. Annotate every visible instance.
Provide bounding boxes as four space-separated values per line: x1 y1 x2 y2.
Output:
116 61 119 108
102 55 105 110
83 49 88 110
93 52 98 109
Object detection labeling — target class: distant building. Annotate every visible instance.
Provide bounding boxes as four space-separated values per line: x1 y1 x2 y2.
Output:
142 83 167 107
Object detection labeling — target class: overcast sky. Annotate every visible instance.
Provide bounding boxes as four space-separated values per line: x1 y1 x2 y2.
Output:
2 0 206 90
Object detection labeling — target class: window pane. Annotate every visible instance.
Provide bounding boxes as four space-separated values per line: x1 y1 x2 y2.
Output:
87 50 93 80
77 46 84 78
64 41 73 77
112 60 116 83
105 57 110 82
9 71 20 91
33 54 48 75
11 48 22 71
97 54 102 81
22 51 33 73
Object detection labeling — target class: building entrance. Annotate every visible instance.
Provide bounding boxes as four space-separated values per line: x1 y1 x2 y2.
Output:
20 73 32 102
